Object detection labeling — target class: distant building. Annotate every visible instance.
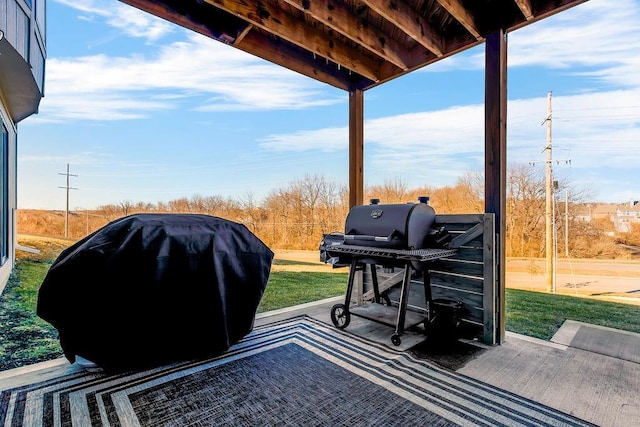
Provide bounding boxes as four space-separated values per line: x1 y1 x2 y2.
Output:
613 200 640 233
0 0 46 292
574 201 640 233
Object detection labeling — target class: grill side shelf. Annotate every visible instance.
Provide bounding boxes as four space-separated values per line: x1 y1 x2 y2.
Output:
326 245 458 262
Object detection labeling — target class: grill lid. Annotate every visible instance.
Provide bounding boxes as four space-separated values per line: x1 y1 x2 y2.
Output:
344 197 436 250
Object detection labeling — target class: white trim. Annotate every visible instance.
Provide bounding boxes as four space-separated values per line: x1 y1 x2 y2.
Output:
505 330 568 350
256 296 342 320
0 357 70 382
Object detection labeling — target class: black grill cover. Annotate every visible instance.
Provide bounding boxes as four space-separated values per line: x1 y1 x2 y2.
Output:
37 213 274 372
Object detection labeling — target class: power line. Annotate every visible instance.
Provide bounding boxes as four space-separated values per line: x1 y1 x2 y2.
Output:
59 163 78 238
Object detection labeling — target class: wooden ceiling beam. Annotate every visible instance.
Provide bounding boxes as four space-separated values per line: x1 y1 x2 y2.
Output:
283 0 411 70
360 0 444 57
513 0 534 20
436 0 482 40
233 24 253 46
236 31 356 90
203 0 385 82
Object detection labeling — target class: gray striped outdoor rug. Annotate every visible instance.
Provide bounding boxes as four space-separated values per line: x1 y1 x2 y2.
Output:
1 315 594 426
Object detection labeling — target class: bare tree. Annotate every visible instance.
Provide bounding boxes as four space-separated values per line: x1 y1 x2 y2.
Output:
29 169 626 258
201 195 226 215
367 177 411 204
506 164 546 257
118 201 135 217
238 192 261 233
262 174 343 248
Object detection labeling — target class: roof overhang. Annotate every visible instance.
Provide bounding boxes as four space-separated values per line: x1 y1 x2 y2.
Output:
119 0 589 92
0 31 42 123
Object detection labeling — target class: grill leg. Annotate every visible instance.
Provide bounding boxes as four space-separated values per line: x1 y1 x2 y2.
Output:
424 270 433 324
370 263 382 303
394 263 412 337
343 259 359 311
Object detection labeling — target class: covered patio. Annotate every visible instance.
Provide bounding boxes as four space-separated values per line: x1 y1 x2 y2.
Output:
116 0 592 345
4 0 639 425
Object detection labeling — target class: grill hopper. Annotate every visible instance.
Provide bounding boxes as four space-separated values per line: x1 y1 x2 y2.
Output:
37 213 274 372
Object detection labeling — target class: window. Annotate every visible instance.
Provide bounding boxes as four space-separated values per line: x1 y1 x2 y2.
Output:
0 120 8 265
19 8 30 60
35 0 45 37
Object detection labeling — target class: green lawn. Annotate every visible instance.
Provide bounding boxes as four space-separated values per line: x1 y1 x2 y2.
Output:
0 262 63 370
0 260 348 370
506 288 640 340
2 257 639 371
258 271 347 313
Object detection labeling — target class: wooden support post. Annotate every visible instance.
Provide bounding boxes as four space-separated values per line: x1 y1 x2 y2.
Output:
484 30 507 344
349 89 364 208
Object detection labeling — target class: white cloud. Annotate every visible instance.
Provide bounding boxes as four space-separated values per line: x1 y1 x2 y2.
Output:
42 0 639 123
259 127 348 152
19 151 112 166
105 3 175 42
35 34 341 122
508 0 640 70
423 0 640 88
258 104 484 154
258 89 640 190
38 1 343 121
54 0 174 42
53 0 109 15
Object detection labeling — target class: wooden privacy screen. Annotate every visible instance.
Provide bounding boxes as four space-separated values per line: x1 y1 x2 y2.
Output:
356 213 498 345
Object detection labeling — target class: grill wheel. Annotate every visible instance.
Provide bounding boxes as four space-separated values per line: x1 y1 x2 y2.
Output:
330 304 350 329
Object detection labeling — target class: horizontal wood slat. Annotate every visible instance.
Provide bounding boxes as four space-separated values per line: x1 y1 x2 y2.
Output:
431 259 484 277
431 272 483 294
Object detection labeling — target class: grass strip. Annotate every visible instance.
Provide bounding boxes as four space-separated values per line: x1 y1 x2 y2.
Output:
505 288 640 340
0 261 63 370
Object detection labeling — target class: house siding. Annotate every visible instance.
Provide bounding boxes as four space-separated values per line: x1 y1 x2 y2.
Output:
0 0 46 294
0 109 16 292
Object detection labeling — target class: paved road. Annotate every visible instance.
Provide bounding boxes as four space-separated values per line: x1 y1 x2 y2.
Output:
505 258 640 303
506 258 640 276
507 271 640 292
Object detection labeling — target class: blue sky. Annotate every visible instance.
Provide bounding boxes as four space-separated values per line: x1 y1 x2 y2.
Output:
17 0 640 210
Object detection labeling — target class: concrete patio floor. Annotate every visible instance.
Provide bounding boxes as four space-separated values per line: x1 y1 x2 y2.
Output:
259 297 640 426
2 297 638 426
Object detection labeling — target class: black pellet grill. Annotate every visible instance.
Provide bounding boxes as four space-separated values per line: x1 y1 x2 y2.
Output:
320 197 459 345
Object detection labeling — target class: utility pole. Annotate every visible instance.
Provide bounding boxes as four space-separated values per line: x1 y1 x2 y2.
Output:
543 92 554 293
565 189 569 258
59 163 78 238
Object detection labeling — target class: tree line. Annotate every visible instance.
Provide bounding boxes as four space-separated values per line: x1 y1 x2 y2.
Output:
17 164 637 259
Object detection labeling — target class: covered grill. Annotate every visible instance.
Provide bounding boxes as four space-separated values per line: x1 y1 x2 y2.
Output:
37 213 273 372
320 197 458 345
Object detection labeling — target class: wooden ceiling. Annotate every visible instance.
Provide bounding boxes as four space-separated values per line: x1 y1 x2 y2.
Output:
119 0 588 91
